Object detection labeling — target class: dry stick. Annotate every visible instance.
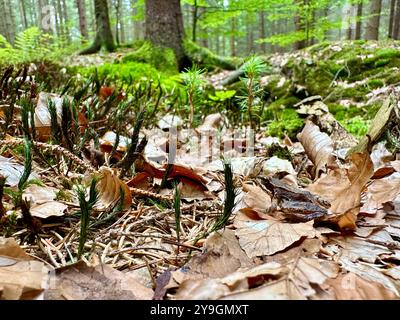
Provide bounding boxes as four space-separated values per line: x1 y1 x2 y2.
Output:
0 138 172 201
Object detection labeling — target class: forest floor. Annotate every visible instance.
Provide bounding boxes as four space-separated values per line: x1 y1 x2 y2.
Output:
1 41 400 300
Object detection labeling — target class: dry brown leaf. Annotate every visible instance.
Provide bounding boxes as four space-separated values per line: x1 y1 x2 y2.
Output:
96 167 132 209
307 151 373 230
0 156 40 187
186 229 254 278
45 261 153 300
297 120 335 177
174 262 287 300
369 174 400 204
22 185 67 219
234 211 316 257
325 272 397 300
220 278 304 300
339 256 399 297
332 236 392 263
241 183 272 219
0 238 49 300
0 238 31 260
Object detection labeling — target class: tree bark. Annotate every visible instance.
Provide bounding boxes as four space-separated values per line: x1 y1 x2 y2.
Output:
20 0 28 29
365 0 382 40
81 0 115 54
62 0 70 41
230 17 236 56
76 0 88 39
393 0 400 39
259 11 266 53
389 0 396 38
145 0 188 69
293 0 307 50
192 0 198 42
355 2 363 40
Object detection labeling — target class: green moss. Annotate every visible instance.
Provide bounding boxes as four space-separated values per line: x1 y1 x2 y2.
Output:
267 108 304 139
367 79 384 89
183 40 241 71
122 41 178 74
341 116 369 137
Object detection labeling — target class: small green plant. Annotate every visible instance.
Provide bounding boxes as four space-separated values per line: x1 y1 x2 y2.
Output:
76 178 99 260
181 65 205 128
238 55 268 129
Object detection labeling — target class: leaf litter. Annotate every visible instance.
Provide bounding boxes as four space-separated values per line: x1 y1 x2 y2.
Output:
0 69 400 300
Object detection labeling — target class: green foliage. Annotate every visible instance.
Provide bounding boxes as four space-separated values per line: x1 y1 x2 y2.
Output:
238 55 268 129
181 65 206 127
267 109 304 139
76 179 99 259
18 139 32 191
0 27 81 66
78 61 179 91
208 90 236 102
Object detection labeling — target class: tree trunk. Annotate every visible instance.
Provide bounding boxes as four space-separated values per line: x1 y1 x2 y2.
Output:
293 0 307 50
3 0 16 44
365 0 382 40
230 17 236 56
145 0 188 69
393 0 400 39
259 11 266 53
346 5 354 40
56 0 65 36
62 0 70 41
192 0 198 42
76 0 88 39
81 0 115 54
20 0 28 29
389 0 396 38
355 2 363 40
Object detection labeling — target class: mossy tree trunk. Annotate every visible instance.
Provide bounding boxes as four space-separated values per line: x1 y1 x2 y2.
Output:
145 0 189 70
81 0 115 55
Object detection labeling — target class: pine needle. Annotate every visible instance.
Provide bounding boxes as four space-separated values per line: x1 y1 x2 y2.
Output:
174 184 181 245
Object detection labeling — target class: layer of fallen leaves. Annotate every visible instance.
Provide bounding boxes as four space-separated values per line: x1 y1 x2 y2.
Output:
1 76 400 301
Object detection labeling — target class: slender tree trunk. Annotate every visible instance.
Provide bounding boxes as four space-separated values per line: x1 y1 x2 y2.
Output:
145 0 188 69
393 0 400 39
114 0 121 45
293 0 307 50
0 0 6 39
81 0 115 54
19 0 28 29
119 0 125 43
389 0 396 38
56 0 65 36
230 17 236 56
4 0 16 44
76 0 88 39
259 11 266 53
192 0 198 42
355 2 363 40
365 0 382 40
62 0 70 41
346 5 354 40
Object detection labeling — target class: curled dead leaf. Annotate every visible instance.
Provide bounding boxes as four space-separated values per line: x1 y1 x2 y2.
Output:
307 151 373 230
96 167 132 209
297 120 335 178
